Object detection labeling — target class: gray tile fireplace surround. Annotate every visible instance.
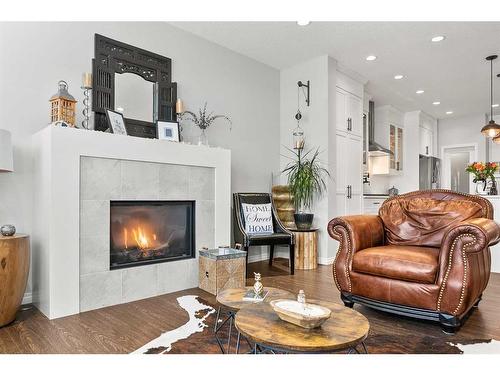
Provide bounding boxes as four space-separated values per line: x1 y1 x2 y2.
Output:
79 156 215 312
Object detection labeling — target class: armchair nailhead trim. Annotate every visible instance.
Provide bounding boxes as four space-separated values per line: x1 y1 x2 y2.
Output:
332 225 352 293
382 189 491 219
436 233 474 315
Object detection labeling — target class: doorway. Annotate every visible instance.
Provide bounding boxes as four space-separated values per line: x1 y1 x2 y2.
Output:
441 144 477 194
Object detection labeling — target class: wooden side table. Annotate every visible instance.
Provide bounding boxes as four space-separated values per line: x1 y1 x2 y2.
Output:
198 247 247 296
290 228 318 270
0 234 30 327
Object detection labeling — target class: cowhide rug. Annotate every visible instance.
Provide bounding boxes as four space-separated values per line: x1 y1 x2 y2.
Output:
132 295 499 354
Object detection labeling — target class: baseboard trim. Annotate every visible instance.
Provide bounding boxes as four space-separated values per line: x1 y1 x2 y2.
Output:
318 256 335 265
247 253 270 263
22 292 33 305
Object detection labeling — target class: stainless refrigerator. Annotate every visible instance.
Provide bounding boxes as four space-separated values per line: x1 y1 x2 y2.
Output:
419 155 441 190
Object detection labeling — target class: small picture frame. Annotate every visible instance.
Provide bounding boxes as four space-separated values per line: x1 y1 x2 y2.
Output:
106 109 127 135
157 121 180 142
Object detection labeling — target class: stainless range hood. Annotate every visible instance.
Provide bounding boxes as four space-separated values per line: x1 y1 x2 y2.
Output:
368 100 393 156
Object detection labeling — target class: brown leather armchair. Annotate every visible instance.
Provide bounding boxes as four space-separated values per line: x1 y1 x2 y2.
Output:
328 190 500 333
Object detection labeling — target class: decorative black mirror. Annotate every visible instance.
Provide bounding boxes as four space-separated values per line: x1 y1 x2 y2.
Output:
92 34 177 138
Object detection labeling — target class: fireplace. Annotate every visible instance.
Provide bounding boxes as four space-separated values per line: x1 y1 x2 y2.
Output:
109 201 195 270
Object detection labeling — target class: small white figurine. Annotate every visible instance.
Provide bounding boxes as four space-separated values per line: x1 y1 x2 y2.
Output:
297 290 306 304
253 272 263 297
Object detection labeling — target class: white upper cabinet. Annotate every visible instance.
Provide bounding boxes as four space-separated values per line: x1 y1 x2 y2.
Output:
419 114 436 157
419 126 433 156
348 95 362 136
336 87 362 137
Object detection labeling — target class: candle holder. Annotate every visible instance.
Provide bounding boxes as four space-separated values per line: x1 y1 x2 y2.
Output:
81 73 93 130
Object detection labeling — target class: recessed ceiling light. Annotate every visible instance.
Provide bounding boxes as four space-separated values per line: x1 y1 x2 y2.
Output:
366 55 377 61
493 104 499 108
297 21 310 26
116 107 124 112
446 111 453 115
433 101 441 105
416 90 425 94
431 35 446 42
394 75 404 80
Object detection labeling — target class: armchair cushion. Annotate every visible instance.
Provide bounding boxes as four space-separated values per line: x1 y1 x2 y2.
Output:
379 197 483 247
352 245 440 284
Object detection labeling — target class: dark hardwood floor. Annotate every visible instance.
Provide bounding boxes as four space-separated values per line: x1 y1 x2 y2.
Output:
1 258 499 354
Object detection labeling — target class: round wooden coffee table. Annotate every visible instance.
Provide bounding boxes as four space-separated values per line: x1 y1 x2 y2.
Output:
214 287 295 354
235 299 370 354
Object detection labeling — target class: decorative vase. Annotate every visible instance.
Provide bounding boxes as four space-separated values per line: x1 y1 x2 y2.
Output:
198 129 208 146
489 178 498 195
0 224 16 236
475 179 487 195
294 213 314 230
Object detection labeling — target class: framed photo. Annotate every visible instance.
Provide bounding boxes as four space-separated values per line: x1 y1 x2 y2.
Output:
106 109 127 135
157 121 180 142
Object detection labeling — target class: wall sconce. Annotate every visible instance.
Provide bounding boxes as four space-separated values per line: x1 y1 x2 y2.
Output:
291 80 310 151
297 80 310 107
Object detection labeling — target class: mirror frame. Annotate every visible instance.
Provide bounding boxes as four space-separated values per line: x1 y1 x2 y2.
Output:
92 34 177 138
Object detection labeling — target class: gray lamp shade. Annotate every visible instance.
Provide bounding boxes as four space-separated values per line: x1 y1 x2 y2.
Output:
0 129 14 172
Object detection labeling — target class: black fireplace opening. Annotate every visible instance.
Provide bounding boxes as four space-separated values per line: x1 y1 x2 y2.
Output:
110 200 195 270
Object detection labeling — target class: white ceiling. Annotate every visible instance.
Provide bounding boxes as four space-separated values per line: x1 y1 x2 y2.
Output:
170 21 500 120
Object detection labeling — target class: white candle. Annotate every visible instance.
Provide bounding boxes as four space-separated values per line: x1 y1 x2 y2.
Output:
176 98 184 114
82 73 92 88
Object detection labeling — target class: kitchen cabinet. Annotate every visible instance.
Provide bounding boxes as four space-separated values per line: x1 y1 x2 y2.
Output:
389 124 404 172
363 196 387 214
419 125 434 156
336 87 362 137
335 130 363 216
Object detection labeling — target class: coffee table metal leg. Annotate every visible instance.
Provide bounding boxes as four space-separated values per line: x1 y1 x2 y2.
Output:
361 342 368 354
214 309 233 354
214 306 221 333
235 331 240 354
347 341 368 354
214 308 244 354
226 313 233 354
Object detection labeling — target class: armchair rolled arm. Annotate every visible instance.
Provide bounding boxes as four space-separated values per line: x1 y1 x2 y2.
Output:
437 217 500 316
328 215 384 293
440 217 500 256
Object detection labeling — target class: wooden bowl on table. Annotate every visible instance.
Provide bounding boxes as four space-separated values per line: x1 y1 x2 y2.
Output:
270 299 331 329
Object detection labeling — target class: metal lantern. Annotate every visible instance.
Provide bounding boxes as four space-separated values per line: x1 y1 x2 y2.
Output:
50 80 77 127
293 110 305 150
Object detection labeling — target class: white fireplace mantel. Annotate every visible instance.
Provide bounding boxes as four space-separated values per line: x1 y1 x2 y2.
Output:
32 126 231 319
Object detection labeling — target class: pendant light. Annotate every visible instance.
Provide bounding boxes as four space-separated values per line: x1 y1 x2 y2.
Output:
481 55 500 138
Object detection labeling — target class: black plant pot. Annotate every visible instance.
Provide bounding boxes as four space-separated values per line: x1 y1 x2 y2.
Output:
294 213 314 230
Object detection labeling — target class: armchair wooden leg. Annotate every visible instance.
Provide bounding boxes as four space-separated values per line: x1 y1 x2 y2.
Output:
289 244 295 275
269 245 274 266
244 246 249 278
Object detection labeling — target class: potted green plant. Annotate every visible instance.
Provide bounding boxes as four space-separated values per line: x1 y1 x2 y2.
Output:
282 147 329 229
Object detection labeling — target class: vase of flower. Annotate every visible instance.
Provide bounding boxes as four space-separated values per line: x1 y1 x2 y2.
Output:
475 179 487 195
466 162 499 195
198 128 208 146
182 102 232 147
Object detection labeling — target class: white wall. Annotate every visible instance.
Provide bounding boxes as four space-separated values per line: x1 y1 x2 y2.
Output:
438 113 488 162
0 22 280 301
279 55 338 264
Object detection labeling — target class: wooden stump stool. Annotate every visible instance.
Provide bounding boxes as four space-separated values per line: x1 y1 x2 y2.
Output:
0 234 30 327
291 228 318 270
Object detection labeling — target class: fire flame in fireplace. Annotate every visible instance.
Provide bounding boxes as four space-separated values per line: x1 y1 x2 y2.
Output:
123 226 157 251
